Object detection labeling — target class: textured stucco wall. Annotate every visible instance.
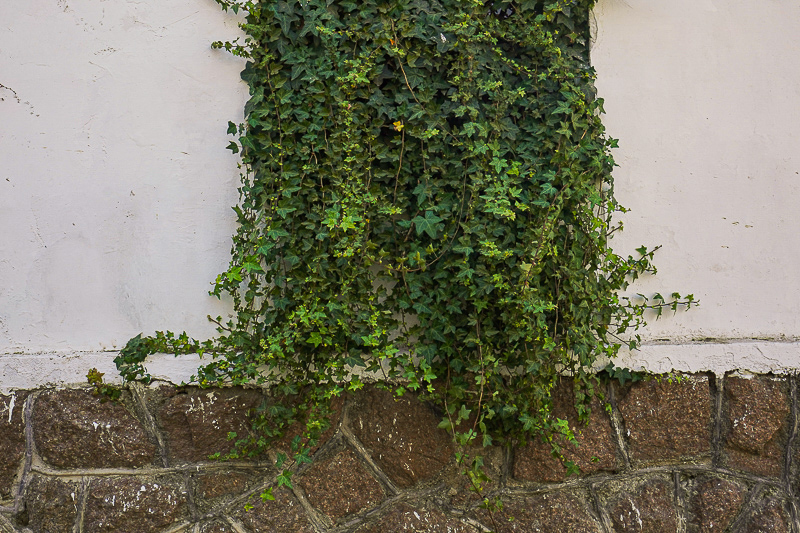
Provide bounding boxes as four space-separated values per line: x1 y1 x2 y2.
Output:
592 0 800 344
0 0 247 353
2 0 799 384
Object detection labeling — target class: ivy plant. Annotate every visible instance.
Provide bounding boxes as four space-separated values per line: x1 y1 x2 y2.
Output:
116 0 694 507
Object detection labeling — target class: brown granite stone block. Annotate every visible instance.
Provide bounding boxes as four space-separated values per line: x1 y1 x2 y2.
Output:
688 477 747 533
84 476 187 532
0 391 27 499
609 478 678 533
723 376 788 478
617 377 711 463
355 503 473 532
234 488 314 533
33 390 155 468
738 497 791 533
24 475 79 533
349 387 452 488
487 492 602 533
159 388 262 463
297 448 384 521
514 380 617 482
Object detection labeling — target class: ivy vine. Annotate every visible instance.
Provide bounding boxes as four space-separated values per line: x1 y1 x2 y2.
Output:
116 0 694 511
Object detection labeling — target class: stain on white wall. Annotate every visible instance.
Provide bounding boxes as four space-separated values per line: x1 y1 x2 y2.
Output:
1 0 799 383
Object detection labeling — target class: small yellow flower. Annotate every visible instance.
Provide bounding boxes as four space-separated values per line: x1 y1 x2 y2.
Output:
393 121 404 132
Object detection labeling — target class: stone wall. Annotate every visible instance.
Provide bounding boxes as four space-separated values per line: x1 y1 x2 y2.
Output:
0 374 797 532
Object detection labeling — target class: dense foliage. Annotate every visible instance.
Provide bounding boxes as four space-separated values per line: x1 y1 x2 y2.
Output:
117 0 692 481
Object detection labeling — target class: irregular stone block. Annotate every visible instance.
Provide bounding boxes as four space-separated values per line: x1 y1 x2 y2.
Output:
83 476 187 532
688 477 747 533
618 377 711 463
723 376 788 477
159 388 262 463
514 380 617 482
355 503 473 532
24 475 79 533
609 478 678 533
349 387 452 488
0 391 28 499
739 497 791 533
486 491 602 532
297 448 384 521
234 488 314 533
33 390 155 468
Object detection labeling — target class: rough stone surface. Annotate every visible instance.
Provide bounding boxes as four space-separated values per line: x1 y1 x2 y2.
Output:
194 470 261 514
723 377 788 477
199 518 234 533
83 476 187 532
23 475 79 533
298 448 384 521
689 477 747 533
32 390 156 468
197 471 252 500
487 492 602 532
350 387 452 488
234 488 314 533
618 377 711 463
609 478 678 533
738 497 791 533
514 381 617 482
0 391 28 499
159 387 262 463
276 393 344 455
355 503 473 532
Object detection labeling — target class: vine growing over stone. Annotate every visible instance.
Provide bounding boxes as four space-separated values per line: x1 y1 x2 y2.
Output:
116 0 693 510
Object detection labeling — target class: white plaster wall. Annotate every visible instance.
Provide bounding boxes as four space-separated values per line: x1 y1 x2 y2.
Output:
0 0 247 353
1 0 799 385
593 0 800 347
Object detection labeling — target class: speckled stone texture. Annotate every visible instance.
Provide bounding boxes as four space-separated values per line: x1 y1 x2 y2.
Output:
349 387 452 488
688 477 748 533
0 392 27 499
723 376 789 477
22 475 79 533
234 488 315 533
617 377 712 464
609 478 678 533
32 389 156 468
738 497 792 533
298 448 384 521
514 380 617 482
488 492 603 533
158 387 263 463
83 476 188 532
355 504 473 532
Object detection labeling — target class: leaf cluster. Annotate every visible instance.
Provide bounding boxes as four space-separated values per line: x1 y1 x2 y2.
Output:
118 0 695 481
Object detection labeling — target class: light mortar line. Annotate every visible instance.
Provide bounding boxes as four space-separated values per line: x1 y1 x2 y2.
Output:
13 391 37 514
709 373 725 467
128 381 170 468
75 476 89 533
589 482 614 533
605 381 631 470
